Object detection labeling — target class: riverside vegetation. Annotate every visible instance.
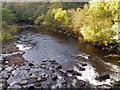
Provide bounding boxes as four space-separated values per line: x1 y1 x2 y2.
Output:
1 0 120 53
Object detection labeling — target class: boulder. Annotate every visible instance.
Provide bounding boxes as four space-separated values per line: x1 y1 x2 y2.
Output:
95 73 110 81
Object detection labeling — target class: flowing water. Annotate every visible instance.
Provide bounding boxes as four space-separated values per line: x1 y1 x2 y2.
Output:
2 26 120 87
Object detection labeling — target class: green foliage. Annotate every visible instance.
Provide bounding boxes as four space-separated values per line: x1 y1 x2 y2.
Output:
2 2 119 47
34 3 48 20
62 2 88 9
10 2 27 21
54 8 70 28
34 14 45 25
49 1 62 9
2 21 18 40
23 3 36 21
80 19 117 45
69 5 89 34
2 8 17 24
44 9 58 26
80 1 118 45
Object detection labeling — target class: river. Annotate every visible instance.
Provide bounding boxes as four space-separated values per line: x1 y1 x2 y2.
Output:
1 26 120 88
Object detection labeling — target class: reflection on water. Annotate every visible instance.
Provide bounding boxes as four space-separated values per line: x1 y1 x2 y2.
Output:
15 27 119 86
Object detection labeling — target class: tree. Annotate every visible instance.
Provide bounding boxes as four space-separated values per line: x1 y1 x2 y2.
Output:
2 8 16 24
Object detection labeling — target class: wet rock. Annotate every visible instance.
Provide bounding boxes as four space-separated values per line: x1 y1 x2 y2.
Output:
41 63 47 65
72 71 81 76
5 66 13 72
0 71 10 79
79 67 85 71
96 84 112 89
76 80 85 87
20 80 28 85
35 83 41 88
81 63 87 66
66 69 74 73
51 75 58 80
30 74 38 79
51 62 58 65
42 59 47 62
5 61 9 64
0 59 4 65
49 60 56 63
37 76 42 81
40 76 47 82
40 65 46 69
59 70 67 76
19 65 30 70
44 74 50 78
29 63 34 67
30 68 42 72
113 81 120 87
56 65 62 69
95 73 110 81
47 82 52 87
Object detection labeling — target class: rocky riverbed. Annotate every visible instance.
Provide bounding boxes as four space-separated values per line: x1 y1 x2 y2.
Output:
0 57 94 89
0 26 120 89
